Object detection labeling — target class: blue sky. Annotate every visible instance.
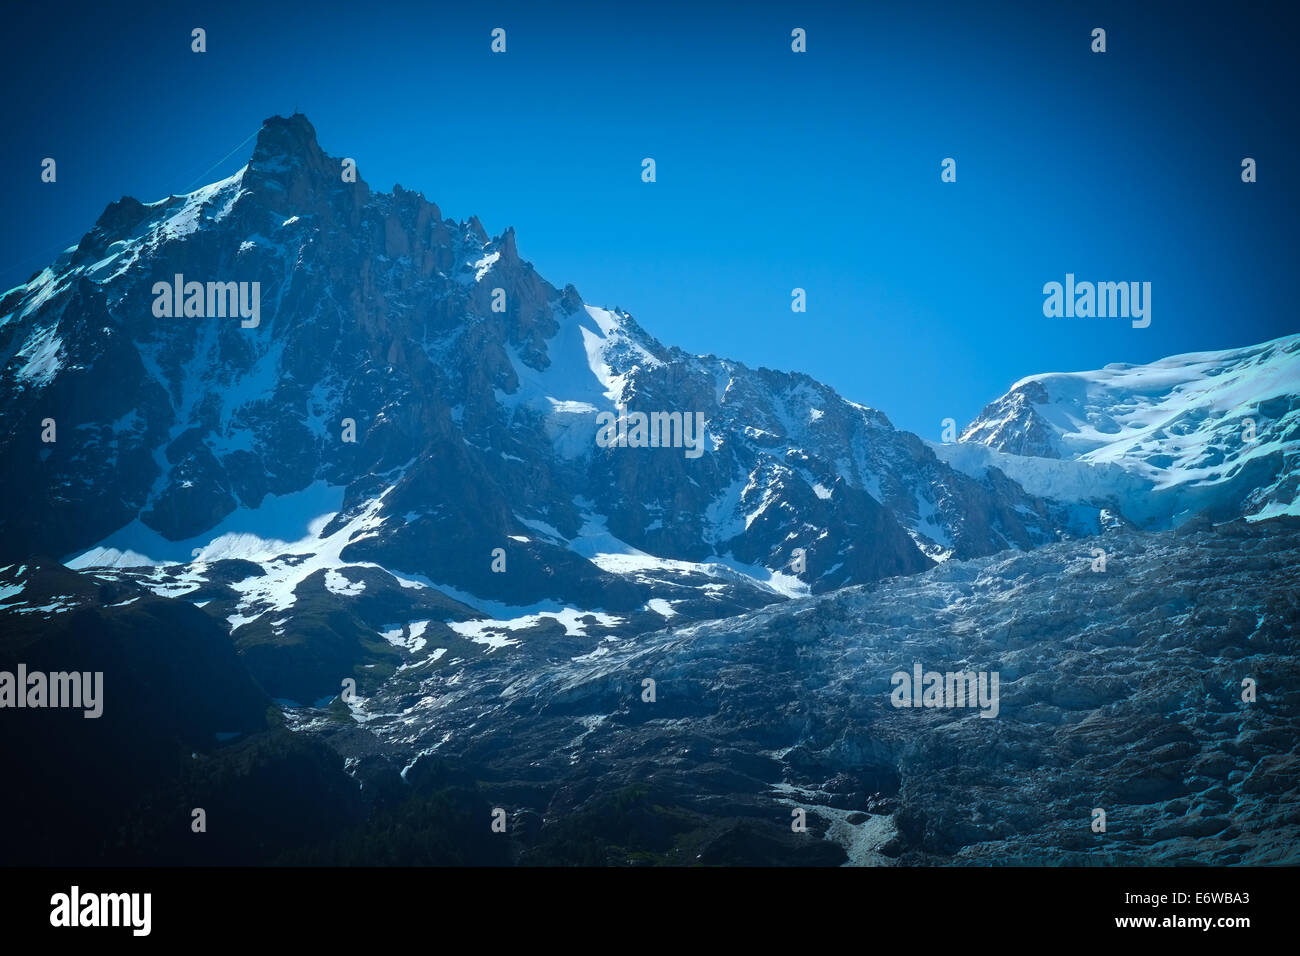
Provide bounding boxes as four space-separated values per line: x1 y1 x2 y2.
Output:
2 0 1296 436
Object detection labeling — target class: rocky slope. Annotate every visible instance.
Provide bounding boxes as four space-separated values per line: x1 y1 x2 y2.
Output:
311 515 1300 865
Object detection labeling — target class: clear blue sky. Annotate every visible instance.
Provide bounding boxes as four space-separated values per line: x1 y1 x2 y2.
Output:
2 0 1296 437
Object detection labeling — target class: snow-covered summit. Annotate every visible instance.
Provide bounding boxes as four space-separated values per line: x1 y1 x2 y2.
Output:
951 334 1300 523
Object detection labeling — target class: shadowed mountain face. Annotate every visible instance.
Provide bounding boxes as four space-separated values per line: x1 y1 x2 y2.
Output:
1 115 1297 866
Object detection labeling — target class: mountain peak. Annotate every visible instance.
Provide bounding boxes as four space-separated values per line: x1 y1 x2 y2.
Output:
250 112 323 166
497 225 518 261
243 112 366 213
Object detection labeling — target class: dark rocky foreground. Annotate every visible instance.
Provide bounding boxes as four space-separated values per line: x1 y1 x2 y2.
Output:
3 518 1296 866
304 515 1299 865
